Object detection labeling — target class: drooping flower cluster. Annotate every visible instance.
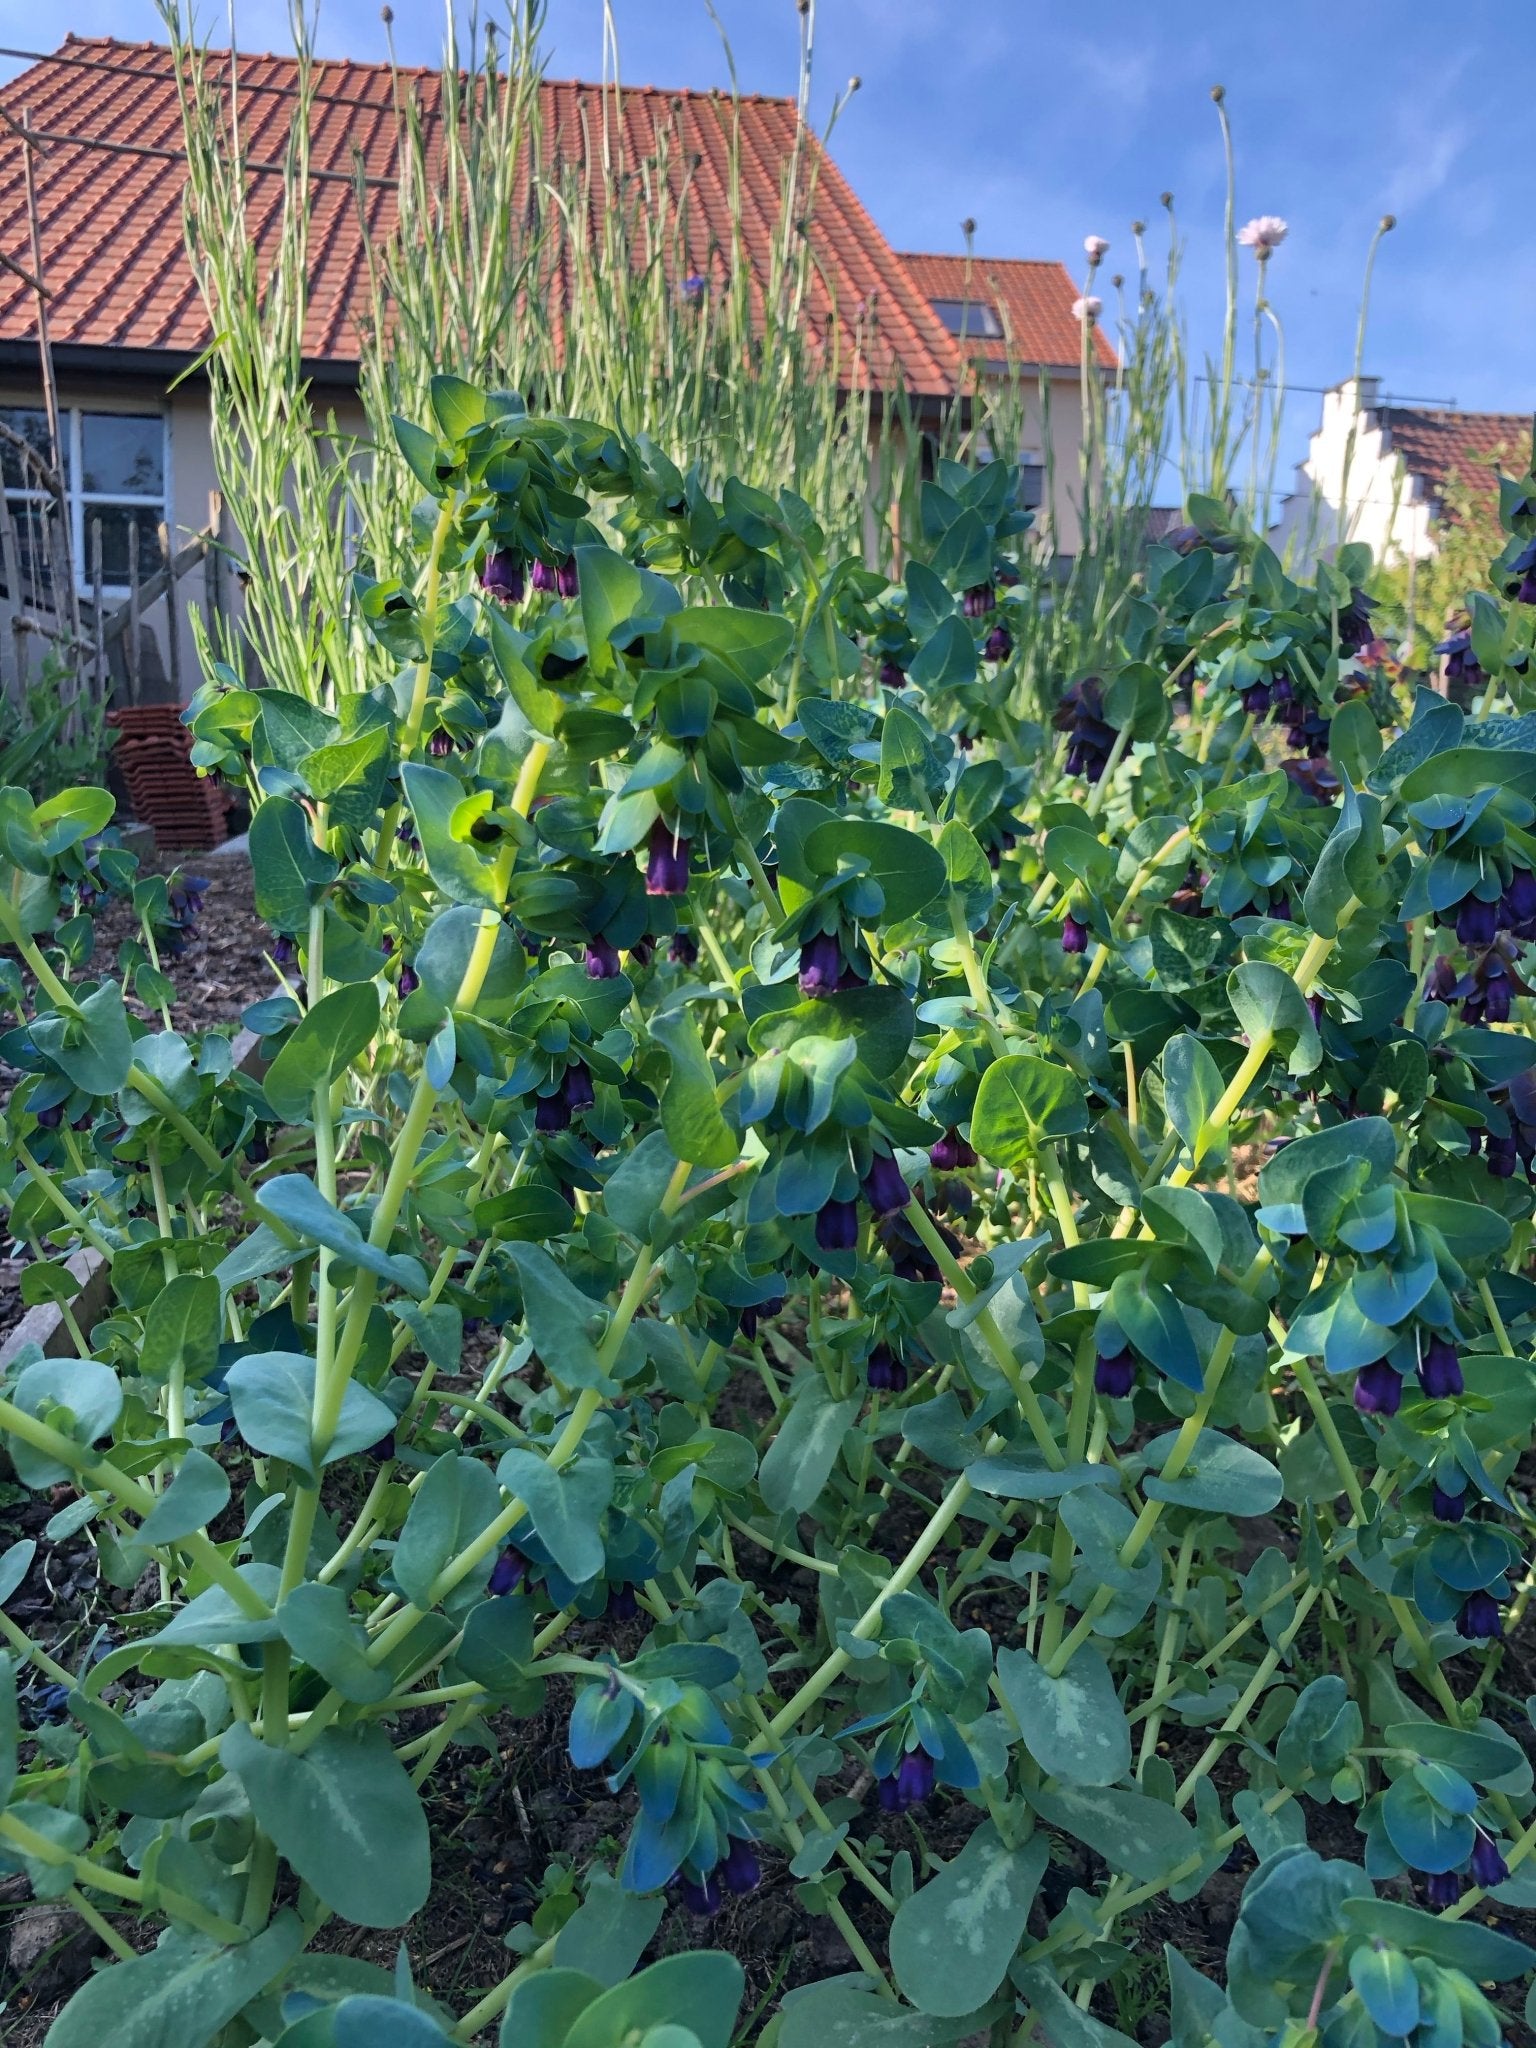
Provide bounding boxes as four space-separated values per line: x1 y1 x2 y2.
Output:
1052 675 1119 781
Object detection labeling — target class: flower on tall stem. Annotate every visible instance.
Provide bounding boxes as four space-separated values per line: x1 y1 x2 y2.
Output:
1236 215 1288 257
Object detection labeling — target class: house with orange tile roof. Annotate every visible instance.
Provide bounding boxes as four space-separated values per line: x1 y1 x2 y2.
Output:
899 252 1115 562
0 34 1109 690
1272 375 1533 570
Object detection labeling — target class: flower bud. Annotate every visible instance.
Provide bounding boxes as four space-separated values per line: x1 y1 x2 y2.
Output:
488 1548 525 1597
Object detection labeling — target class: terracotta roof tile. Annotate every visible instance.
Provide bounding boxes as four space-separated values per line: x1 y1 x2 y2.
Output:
1379 405 1533 509
0 35 958 397
899 250 1116 373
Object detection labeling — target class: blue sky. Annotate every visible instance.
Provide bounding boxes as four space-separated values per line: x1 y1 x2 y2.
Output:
7 3 1533 487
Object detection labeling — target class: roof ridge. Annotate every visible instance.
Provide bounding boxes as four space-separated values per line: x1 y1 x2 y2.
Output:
1382 403 1530 423
898 249 1068 269
43 37 797 106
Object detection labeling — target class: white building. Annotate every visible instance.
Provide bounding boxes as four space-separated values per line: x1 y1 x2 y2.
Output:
1271 376 1530 571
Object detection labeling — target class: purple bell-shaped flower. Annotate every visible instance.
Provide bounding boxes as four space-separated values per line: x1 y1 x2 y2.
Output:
479 548 525 604
679 1873 722 1917
929 1128 978 1171
798 932 842 999
1460 1590 1502 1639
1417 1336 1463 1400
535 1091 572 1133
895 1749 935 1809
1094 1348 1137 1398
562 1061 595 1114
488 1548 525 1597
719 1836 761 1895
863 1152 911 1217
1457 896 1498 949
865 1343 908 1393
815 1197 859 1251
645 819 690 897
1353 1360 1402 1416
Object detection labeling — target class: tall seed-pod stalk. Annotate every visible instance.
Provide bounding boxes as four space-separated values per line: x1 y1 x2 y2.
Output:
161 4 368 711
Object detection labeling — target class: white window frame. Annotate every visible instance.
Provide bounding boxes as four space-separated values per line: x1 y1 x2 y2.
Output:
0 403 171 603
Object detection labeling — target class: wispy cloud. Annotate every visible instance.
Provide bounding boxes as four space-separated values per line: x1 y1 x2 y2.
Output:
1067 44 1156 112
1383 122 1470 215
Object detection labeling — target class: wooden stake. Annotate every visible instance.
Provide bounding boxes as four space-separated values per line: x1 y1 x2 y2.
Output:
205 489 223 651
158 521 182 704
0 492 24 698
91 516 104 704
20 110 75 627
126 521 141 706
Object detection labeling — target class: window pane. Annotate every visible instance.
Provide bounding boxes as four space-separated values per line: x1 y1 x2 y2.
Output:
0 408 54 492
0 494 55 606
1020 462 1045 511
929 299 1003 339
80 414 163 498
85 504 164 586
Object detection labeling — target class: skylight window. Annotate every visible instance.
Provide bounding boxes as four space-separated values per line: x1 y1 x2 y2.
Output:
929 298 1003 339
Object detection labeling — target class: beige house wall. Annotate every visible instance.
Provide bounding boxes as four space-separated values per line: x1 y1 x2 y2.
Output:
0 373 371 704
0 372 220 697
985 368 1096 563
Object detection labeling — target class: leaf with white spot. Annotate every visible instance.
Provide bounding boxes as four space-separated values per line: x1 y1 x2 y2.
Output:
997 1643 1131 1787
888 1822 1047 2017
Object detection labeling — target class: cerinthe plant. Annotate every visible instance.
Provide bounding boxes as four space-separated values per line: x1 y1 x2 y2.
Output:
2 383 1536 2048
